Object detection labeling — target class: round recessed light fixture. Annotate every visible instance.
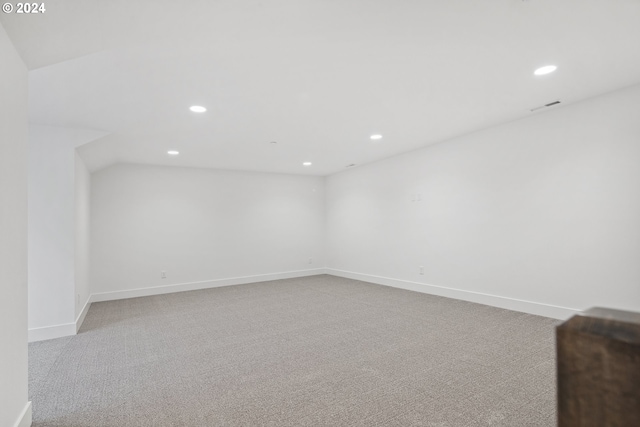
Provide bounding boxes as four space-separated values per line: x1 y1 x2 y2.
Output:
370 134 383 140
534 65 557 76
167 150 180 155
189 105 207 113
303 162 312 166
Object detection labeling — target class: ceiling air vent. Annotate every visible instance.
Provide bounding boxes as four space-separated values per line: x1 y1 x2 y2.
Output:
530 100 561 112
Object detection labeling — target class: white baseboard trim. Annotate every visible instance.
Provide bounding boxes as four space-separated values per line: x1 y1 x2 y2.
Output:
76 298 91 332
28 322 76 343
27 299 90 342
91 268 327 303
326 268 578 320
28 270 326 342
13 401 31 427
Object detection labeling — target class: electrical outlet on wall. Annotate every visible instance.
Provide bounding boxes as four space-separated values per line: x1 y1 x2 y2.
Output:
161 271 167 279
419 266 424 275
308 258 313 264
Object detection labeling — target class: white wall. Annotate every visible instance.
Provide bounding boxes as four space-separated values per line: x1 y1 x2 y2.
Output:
28 125 106 341
0 22 31 427
75 152 91 320
326 84 640 319
28 126 76 335
90 164 325 299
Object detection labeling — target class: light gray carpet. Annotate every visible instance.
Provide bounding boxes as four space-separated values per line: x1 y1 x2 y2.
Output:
29 275 560 426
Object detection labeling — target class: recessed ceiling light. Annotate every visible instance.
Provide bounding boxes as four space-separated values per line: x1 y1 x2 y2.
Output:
303 162 312 166
534 65 557 76
189 106 207 113
370 134 383 140
167 150 180 155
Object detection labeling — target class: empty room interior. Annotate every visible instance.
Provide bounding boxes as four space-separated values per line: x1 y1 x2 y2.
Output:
1 1 640 426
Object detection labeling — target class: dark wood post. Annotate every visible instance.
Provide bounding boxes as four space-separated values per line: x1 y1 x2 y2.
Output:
556 307 640 426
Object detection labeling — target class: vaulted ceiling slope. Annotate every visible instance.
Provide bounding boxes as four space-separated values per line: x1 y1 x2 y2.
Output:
3 0 640 175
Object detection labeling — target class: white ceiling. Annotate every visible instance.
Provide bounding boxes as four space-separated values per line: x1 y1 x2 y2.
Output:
3 0 640 175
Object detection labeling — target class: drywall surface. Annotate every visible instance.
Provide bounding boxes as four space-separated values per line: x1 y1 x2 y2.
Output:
326 84 640 316
0 22 31 427
28 125 76 331
75 152 91 319
28 125 107 340
91 164 325 295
